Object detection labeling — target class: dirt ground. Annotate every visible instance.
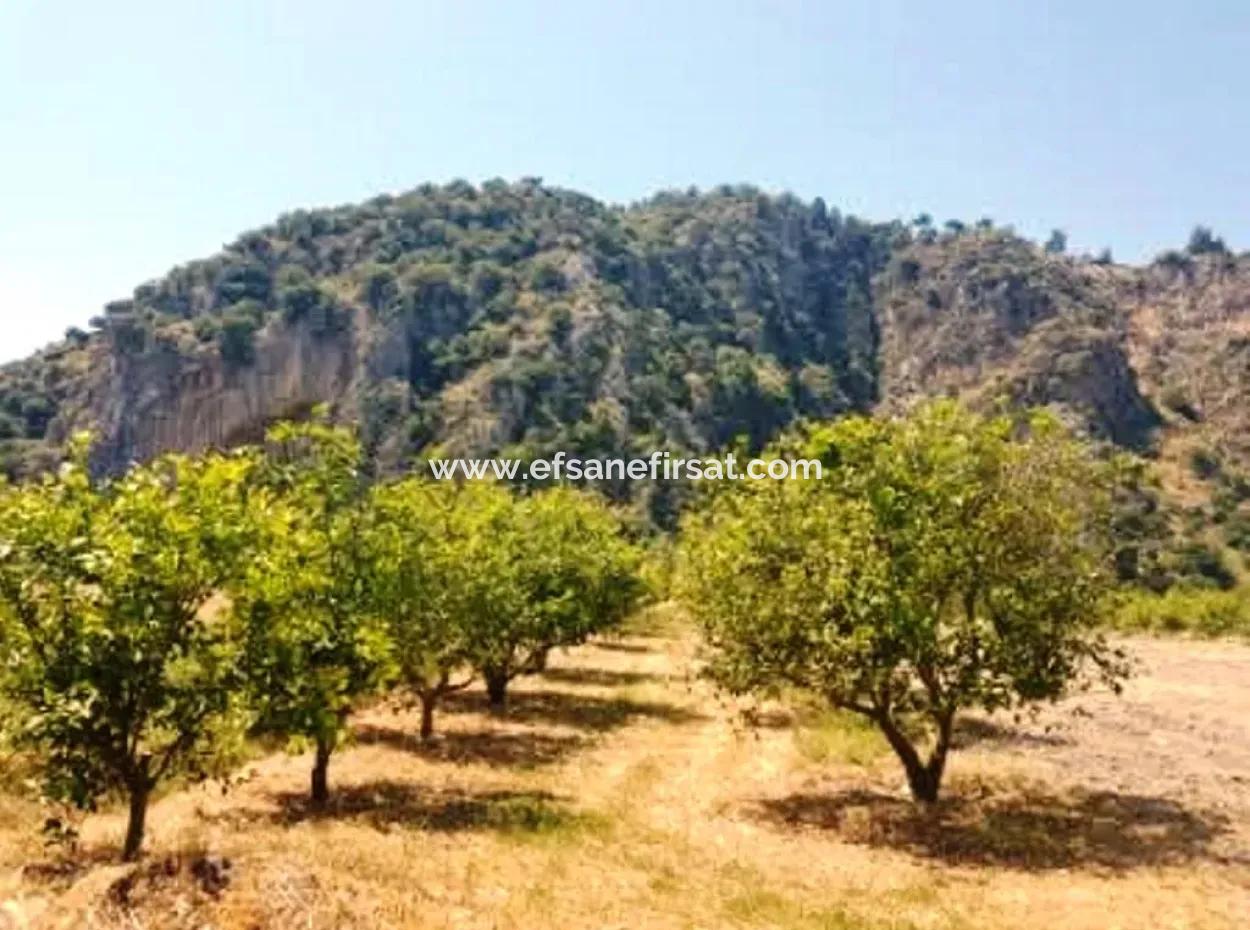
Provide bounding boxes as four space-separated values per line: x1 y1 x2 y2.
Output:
966 637 1250 831
0 627 1247 929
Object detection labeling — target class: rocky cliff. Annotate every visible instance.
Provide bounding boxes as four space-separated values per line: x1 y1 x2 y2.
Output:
66 314 359 473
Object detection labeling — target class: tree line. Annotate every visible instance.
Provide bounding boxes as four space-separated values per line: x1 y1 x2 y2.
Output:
0 419 643 861
0 400 1128 862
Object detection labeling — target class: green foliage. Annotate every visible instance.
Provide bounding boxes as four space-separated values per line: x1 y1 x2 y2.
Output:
362 478 511 736
213 259 271 307
357 263 399 314
1166 541 1237 590
0 439 258 859
1155 249 1194 275
193 315 221 343
0 373 56 441
0 178 1242 565
1110 586 1250 638
0 412 22 441
275 265 323 323
1 181 896 524
677 401 1126 802
1189 446 1221 480
0 414 650 851
218 302 263 366
1104 457 1234 593
528 259 566 293
1186 225 1228 256
243 437 643 746
1044 229 1067 254
791 703 889 768
359 379 410 456
1224 512 1250 552
230 421 390 805
466 486 645 707
275 265 348 336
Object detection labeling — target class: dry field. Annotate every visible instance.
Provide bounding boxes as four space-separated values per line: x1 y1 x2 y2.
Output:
0 620 1247 929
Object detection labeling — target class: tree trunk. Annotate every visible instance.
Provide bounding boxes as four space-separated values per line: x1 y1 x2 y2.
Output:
530 647 549 673
926 713 953 801
419 691 437 741
122 780 150 862
311 735 332 806
876 714 949 804
484 666 509 711
902 756 942 804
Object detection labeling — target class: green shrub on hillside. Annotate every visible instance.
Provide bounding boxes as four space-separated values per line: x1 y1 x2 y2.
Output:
218 306 261 366
1168 541 1238 590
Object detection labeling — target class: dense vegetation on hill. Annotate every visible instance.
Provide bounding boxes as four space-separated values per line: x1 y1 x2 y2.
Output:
2 179 1248 581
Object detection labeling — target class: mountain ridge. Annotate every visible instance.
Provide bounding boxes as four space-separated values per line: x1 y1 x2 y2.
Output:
2 180 1248 579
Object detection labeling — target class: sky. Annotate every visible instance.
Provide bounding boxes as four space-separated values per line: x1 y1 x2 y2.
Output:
2 0 1248 362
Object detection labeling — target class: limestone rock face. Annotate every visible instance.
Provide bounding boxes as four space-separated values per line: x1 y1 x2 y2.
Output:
874 233 1160 449
78 318 358 472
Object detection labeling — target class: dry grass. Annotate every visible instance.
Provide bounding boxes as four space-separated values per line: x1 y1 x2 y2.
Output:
788 703 892 769
0 628 1247 929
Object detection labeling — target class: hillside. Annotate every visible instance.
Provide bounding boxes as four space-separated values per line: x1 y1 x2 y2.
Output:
0 182 894 519
2 180 1248 561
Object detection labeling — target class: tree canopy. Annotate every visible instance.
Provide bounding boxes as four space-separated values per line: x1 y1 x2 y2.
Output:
468 486 646 708
363 477 511 738
0 439 258 859
678 401 1128 802
231 421 391 807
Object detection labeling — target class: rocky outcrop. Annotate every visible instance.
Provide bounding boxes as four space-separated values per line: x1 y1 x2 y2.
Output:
1001 324 1161 450
1122 258 1250 461
874 232 1160 449
76 318 358 473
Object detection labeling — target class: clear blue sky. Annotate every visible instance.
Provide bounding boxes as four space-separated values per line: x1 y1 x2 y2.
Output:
2 0 1248 362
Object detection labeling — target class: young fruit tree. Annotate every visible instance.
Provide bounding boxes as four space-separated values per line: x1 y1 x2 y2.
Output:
232 421 392 806
678 401 1128 803
469 486 645 710
0 440 257 860
363 477 512 739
